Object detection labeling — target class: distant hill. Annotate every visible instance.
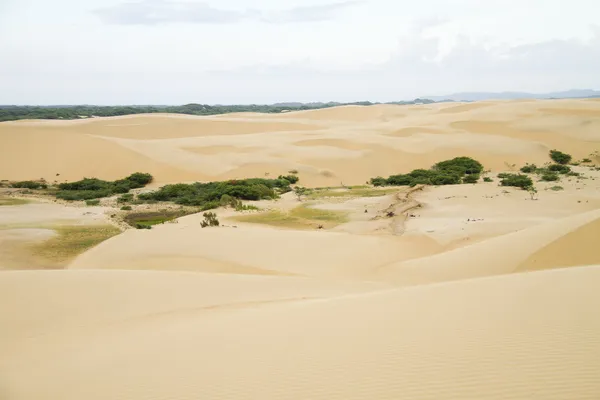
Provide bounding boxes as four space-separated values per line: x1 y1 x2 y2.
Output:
426 89 600 102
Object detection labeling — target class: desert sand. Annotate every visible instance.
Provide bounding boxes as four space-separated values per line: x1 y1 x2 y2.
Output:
1 99 600 399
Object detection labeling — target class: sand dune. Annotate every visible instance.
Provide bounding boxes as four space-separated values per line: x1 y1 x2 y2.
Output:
1 266 599 399
2 99 600 400
2 99 598 185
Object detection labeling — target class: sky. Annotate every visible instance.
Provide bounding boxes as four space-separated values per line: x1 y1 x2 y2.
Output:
0 0 599 105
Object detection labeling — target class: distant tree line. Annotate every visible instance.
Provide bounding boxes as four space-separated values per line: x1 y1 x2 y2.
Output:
0 99 444 122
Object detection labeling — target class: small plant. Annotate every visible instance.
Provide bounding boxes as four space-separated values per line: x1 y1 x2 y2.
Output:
135 223 152 230
121 205 132 210
548 164 571 174
499 174 533 189
201 212 220 228
294 186 311 201
581 158 592 163
549 186 564 191
85 199 100 206
541 172 560 182
288 169 299 175
462 174 480 184
526 186 538 200
566 171 580 177
483 177 493 182
279 174 299 184
520 164 537 173
549 149 572 165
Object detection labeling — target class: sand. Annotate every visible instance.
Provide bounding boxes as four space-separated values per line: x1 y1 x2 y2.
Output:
1 99 600 400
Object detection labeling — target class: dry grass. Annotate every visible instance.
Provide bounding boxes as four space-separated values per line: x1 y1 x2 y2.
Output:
234 204 348 229
0 197 30 206
29 225 121 264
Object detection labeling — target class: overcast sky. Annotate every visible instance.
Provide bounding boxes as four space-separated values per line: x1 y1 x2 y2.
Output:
1 0 599 104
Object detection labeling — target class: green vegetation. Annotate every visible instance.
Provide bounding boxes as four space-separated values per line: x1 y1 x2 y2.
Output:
462 174 480 184
308 186 398 199
201 212 220 228
124 210 192 229
219 194 260 211
581 158 592 163
483 177 493 183
549 186 564 191
371 157 484 187
0 100 441 122
235 204 348 229
55 172 153 201
541 172 560 182
499 174 533 189
138 177 295 208
118 193 134 203
549 149 572 165
30 225 121 264
85 199 100 206
11 181 47 189
0 197 30 206
520 164 537 173
121 205 132 211
548 164 571 174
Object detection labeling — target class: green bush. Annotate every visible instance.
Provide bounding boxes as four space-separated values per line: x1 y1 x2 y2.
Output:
549 186 564 191
567 171 580 177
500 174 533 189
549 150 572 165
85 199 100 206
121 205 132 210
11 181 47 190
520 164 537 173
462 174 480 184
278 174 299 184
541 172 560 182
370 157 482 187
55 173 153 201
138 177 290 208
548 164 571 174
483 177 493 182
581 158 592 163
497 173 511 179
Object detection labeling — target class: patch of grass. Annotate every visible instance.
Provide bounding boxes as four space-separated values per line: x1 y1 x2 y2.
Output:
499 174 533 189
85 199 100 206
308 187 398 199
11 180 48 189
549 186 564 191
123 210 195 229
483 177 493 182
235 204 348 229
0 197 30 206
121 205 132 211
30 225 121 263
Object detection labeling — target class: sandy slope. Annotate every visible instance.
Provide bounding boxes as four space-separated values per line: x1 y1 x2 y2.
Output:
2 99 600 399
1 266 599 400
1 99 599 185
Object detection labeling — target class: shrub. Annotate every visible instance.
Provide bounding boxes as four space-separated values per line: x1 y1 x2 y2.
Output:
548 164 571 174
201 201 220 211
370 177 387 187
549 186 564 191
11 181 47 190
55 173 153 201
483 177 493 182
85 199 100 206
581 158 592 163
278 174 299 184
497 173 511 179
549 150 572 165
201 212 220 228
433 157 484 175
541 172 560 182
462 174 480 184
567 171 580 177
121 205 132 210
135 223 152 230
288 169 299 175
118 193 134 203
500 174 533 189
520 164 537 173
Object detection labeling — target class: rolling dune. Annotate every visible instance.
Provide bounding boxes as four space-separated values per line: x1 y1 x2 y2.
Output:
1 99 600 400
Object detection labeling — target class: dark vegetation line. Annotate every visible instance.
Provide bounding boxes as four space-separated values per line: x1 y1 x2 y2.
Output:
5 149 596 229
0 99 441 122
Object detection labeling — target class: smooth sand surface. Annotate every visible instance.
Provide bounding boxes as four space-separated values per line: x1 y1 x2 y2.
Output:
1 99 600 399
2 99 599 185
